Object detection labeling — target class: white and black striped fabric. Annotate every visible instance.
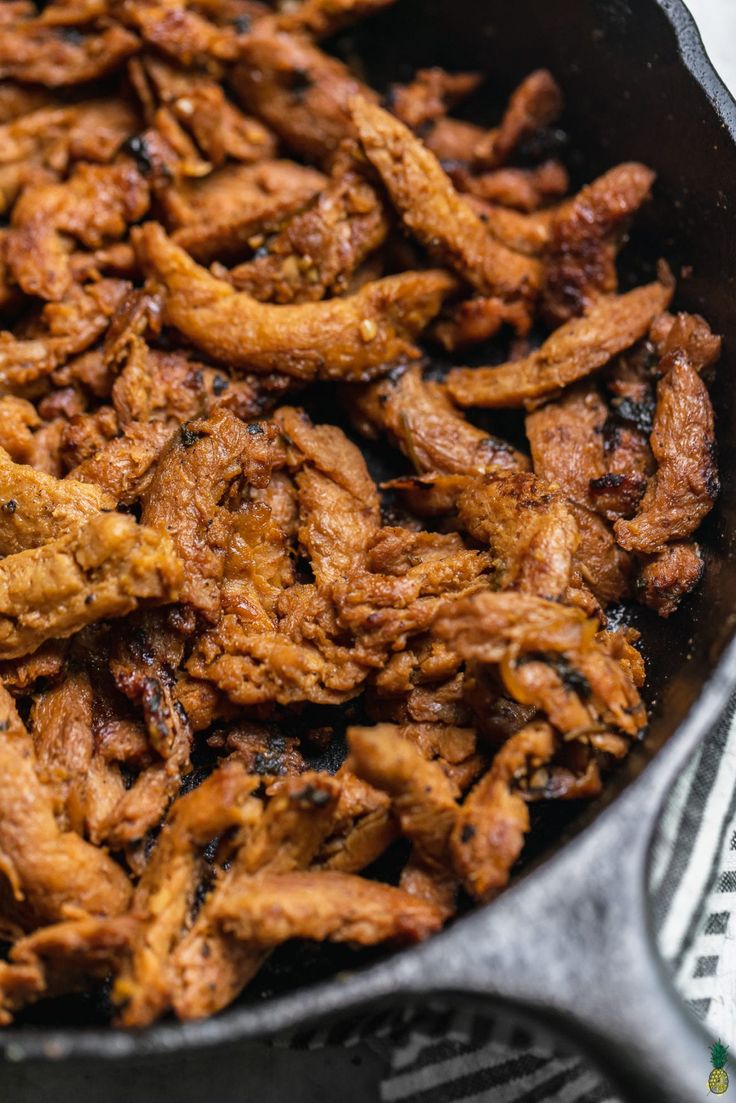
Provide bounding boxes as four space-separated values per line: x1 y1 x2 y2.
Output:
284 699 736 1102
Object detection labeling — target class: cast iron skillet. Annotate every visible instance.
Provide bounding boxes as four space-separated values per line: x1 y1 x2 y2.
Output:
3 2 736 1099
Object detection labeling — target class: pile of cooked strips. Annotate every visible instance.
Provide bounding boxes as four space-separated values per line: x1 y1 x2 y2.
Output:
0 0 722 1028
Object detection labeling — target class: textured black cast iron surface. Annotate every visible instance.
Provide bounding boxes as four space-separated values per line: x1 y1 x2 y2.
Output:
3 3 736 1101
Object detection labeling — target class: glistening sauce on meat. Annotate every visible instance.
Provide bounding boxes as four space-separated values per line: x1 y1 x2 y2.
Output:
0 0 721 1026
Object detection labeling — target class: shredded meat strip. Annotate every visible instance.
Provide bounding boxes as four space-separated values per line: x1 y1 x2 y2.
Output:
0 21 138 86
0 444 114 554
351 363 529 475
115 759 261 1027
0 512 182 659
0 686 131 929
137 222 456 380
435 590 646 741
214 870 444 945
141 407 281 619
228 156 389 303
350 96 541 305
614 314 720 554
169 772 340 1021
447 277 673 408
232 21 377 162
542 163 655 324
451 721 556 901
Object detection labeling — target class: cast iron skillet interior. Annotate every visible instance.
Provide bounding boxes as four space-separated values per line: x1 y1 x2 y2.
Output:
3 0 736 1097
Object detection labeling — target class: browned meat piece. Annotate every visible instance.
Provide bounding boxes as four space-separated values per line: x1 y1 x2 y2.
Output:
114 760 261 1027
7 160 149 301
434 295 532 350
483 71 563 165
59 405 118 471
70 241 139 282
7 915 138 1020
214 870 443 945
467 201 556 257
615 315 720 553
142 408 281 618
0 398 41 463
73 347 277 503
447 278 674 408
569 504 632 607
29 671 94 834
435 591 646 739
317 770 394 873
0 98 136 218
650 310 721 373
219 501 295 623
450 160 569 213
228 160 389 303
0 688 131 928
138 222 455 380
350 97 541 305
107 612 193 814
456 473 579 600
348 725 458 873
139 55 275 166
119 0 241 64
111 342 221 425
0 961 45 1026
335 527 491 650
70 420 174 504
164 160 326 263
638 542 704 617
388 68 482 132
369 638 470 729
0 22 138 85
372 722 483 795
0 446 114 555
461 666 537 744
542 164 655 324
189 605 376 707
0 279 129 394
524 386 634 604
32 0 111 23
0 512 182 660
188 409 381 707
0 235 19 315
225 724 305 777
187 0 269 24
0 642 68 693
279 406 380 586
588 343 658 520
526 385 608 508
232 23 377 161
351 364 529 475
169 772 340 1020
421 116 487 163
437 590 596 664
522 744 602 803
451 721 556 901
413 69 561 173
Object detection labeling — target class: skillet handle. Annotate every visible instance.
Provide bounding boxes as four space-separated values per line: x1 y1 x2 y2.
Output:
406 748 711 1102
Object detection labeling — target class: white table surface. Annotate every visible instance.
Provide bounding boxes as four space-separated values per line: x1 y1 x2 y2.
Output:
685 0 736 92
